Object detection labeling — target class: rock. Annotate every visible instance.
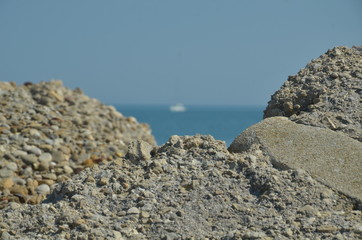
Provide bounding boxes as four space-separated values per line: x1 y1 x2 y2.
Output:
39 153 52 163
98 177 109 186
24 145 42 156
0 178 14 189
242 231 267 239
12 150 27 158
51 151 65 163
36 184 50 195
316 225 339 233
125 140 153 163
0 231 12 240
264 46 362 142
140 211 150 218
299 205 321 217
29 129 41 138
27 195 45 205
38 179 55 186
113 231 124 240
0 169 14 178
21 154 38 165
63 166 73 175
127 207 140 215
5 162 18 172
10 185 28 196
9 202 21 210
0 134 361 239
3 60 362 239
353 224 362 233
26 179 38 188
229 117 362 203
38 161 50 171
42 173 57 181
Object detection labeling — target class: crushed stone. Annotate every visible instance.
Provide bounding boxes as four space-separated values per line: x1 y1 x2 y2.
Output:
264 46 362 141
1 46 362 239
0 80 155 207
0 135 361 239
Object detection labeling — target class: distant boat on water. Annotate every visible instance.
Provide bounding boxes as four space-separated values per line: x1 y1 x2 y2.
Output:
170 103 186 112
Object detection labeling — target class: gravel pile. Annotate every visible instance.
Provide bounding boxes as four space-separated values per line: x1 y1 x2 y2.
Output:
1 46 362 239
0 80 155 207
1 135 361 239
264 46 362 141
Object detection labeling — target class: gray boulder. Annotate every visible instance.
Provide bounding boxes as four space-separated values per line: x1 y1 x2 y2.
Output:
264 46 362 142
229 117 362 203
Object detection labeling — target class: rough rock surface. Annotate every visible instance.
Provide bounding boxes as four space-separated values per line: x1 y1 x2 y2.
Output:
228 116 362 204
264 46 362 141
0 80 155 207
1 135 361 239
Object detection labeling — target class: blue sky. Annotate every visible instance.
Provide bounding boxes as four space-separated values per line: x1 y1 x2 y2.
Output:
0 0 361 106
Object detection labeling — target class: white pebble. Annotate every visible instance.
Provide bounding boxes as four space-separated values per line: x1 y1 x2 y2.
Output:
36 184 50 195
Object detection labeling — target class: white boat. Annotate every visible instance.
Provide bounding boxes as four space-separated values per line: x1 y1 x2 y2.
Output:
170 104 186 112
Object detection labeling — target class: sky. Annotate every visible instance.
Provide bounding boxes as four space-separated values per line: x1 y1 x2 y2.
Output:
0 1 361 106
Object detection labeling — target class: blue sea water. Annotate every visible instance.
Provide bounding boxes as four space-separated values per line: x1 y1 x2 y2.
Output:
114 105 265 147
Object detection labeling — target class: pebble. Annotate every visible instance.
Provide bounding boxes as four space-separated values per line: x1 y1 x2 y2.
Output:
140 211 150 218
63 166 73 175
39 153 52 162
127 207 140 215
1 178 14 189
12 177 26 186
243 231 267 238
353 224 362 233
126 140 153 163
51 151 65 163
283 228 293 237
141 204 153 211
321 189 334 199
29 129 41 138
10 185 28 196
0 169 13 178
0 231 12 240
299 205 321 217
42 173 57 181
9 202 20 210
26 179 38 188
113 231 124 240
38 161 50 171
5 162 18 172
98 177 109 186
21 154 38 165
25 145 42 156
36 184 51 195
12 150 27 157
316 225 338 233
38 179 55 186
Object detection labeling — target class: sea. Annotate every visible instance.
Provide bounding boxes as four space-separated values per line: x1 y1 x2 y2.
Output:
114 105 265 147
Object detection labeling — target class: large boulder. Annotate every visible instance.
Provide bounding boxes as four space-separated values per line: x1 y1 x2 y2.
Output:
229 117 362 203
264 46 362 141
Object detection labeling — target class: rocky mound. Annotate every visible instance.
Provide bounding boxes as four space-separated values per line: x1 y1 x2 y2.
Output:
2 46 362 239
264 46 362 141
229 117 362 203
1 135 361 239
0 80 155 207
